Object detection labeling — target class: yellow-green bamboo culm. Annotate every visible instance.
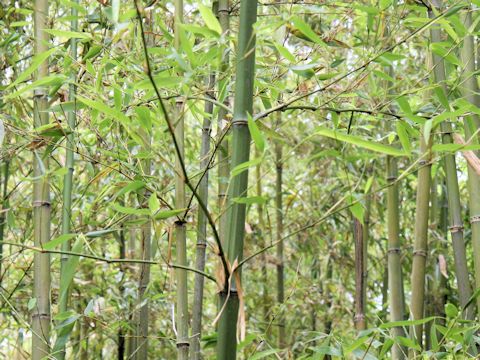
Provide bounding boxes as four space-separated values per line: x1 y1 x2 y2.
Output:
174 0 189 358
429 0 474 319
275 139 285 347
459 7 480 316
217 0 230 245
191 71 215 360
32 0 52 358
409 133 432 352
55 2 79 359
216 0 257 358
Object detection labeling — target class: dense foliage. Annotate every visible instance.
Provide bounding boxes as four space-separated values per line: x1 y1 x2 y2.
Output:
2 0 480 359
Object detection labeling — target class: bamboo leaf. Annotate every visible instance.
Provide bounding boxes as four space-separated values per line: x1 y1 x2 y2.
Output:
148 193 160 215
396 121 412 155
43 233 77 251
44 29 92 39
231 157 262 177
290 16 324 44
153 208 186 220
233 196 267 205
248 115 265 153
112 203 150 216
198 4 222 34
249 349 280 360
314 127 406 156
6 47 56 89
379 316 436 328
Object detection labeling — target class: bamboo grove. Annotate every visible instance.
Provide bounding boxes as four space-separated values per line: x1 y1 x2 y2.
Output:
4 0 480 358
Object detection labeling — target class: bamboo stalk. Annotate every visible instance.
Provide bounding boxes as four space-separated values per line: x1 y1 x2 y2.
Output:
173 1 189 358
216 0 257 358
353 217 366 331
255 154 269 331
459 8 480 316
55 2 79 359
32 0 51 358
0 159 10 287
275 140 286 347
387 156 406 358
136 11 154 360
217 0 230 245
409 134 432 351
191 71 215 360
429 0 473 319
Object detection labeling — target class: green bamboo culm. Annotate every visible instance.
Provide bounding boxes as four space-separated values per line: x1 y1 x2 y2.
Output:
217 0 230 245
275 139 285 347
136 12 154 360
387 156 406 359
55 2 79 359
0 159 10 287
32 0 52 358
216 0 257 358
174 0 189 358
429 0 474 320
459 7 480 316
353 217 366 331
409 133 432 353
191 72 215 360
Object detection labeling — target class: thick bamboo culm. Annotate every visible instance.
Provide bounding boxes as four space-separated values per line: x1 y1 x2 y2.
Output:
429 0 474 319
216 0 258 358
32 0 52 358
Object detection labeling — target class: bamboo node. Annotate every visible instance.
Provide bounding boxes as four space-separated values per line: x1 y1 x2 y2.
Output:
470 215 480 224
448 225 464 233
176 340 190 347
33 88 47 97
233 119 248 125
33 200 51 207
386 176 397 181
174 219 187 225
413 249 427 258
418 160 427 166
388 247 401 254
353 313 365 321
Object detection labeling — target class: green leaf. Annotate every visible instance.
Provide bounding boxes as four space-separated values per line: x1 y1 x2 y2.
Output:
6 75 67 99
394 336 421 351
231 157 262 177
112 203 150 216
233 196 267 205
445 303 458 318
198 4 222 34
423 119 433 143
250 349 280 360
396 121 411 155
28 298 37 311
314 127 406 156
380 316 436 328
44 29 92 40
148 193 160 215
7 47 56 89
291 16 324 44
154 208 186 220
248 115 265 153
58 237 83 307
43 233 77 251
85 229 117 238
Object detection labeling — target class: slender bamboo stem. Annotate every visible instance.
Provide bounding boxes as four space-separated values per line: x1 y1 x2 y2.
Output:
32 0 51 358
217 0 257 358
191 72 215 360
0 159 10 287
387 156 406 358
459 8 480 316
409 134 432 351
255 153 269 331
429 0 473 319
136 12 154 359
55 2 78 359
217 0 230 245
353 218 366 331
173 1 189 358
275 140 286 347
